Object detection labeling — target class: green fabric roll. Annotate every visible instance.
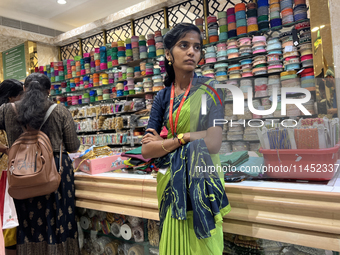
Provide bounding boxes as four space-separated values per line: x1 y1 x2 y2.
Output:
247 9 257 17
219 25 228 33
257 15 268 22
139 41 147 46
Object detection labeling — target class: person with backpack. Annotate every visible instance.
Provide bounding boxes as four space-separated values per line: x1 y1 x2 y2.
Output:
0 73 80 255
0 79 23 255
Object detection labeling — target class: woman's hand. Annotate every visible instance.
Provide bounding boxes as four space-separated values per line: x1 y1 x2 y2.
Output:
141 128 164 144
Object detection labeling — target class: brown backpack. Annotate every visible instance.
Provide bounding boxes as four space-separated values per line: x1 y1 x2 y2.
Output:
7 103 62 200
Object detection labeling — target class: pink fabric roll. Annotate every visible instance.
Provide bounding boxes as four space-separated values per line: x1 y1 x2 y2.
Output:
228 53 239 59
217 43 227 48
205 73 215 78
156 42 164 49
247 17 257 25
206 58 217 63
268 65 283 69
95 48 100 53
242 72 253 77
81 70 86 75
227 15 236 23
253 49 267 54
252 36 266 42
132 41 139 48
238 37 252 46
83 53 90 58
100 63 108 70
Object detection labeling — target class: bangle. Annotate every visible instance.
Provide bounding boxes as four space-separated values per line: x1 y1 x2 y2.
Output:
161 140 171 153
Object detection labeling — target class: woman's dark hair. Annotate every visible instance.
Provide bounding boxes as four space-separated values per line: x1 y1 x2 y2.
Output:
0 79 23 106
163 23 203 87
17 73 51 130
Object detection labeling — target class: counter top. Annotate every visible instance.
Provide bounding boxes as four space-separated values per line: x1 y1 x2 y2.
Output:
74 170 340 252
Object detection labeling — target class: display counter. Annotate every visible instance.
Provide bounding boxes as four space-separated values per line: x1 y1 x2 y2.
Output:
74 170 340 252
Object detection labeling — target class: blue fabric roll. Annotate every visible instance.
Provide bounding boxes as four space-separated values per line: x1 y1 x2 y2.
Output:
236 19 247 27
228 30 237 38
126 44 132 50
235 11 246 20
257 0 269 7
219 32 228 41
270 18 282 28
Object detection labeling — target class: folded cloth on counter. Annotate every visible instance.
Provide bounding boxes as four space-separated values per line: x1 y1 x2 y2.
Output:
235 157 264 177
219 151 249 167
121 146 151 162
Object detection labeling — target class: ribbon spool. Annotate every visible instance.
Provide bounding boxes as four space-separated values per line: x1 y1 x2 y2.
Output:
128 245 145 255
132 226 144 242
111 222 122 237
105 240 120 255
80 216 92 230
120 224 132 240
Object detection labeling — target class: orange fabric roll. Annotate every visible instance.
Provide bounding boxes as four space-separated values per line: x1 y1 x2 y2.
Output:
282 8 293 16
228 22 236 31
95 60 100 66
235 3 246 12
237 26 247 35
209 35 219 43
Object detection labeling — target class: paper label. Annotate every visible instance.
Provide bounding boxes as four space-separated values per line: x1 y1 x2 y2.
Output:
285 46 293 52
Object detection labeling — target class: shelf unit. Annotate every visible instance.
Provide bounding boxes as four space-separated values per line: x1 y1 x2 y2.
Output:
50 55 165 85
202 19 310 49
82 217 159 255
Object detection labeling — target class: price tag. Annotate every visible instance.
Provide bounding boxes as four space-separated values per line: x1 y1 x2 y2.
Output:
285 46 293 52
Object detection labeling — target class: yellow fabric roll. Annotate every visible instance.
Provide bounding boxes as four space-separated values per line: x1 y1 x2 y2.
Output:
280 70 297 77
156 49 164 56
117 41 125 47
116 83 124 90
247 24 258 33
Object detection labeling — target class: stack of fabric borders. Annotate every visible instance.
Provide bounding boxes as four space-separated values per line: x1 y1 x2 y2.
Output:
147 34 156 58
269 0 282 28
258 0 270 30
155 31 164 56
131 36 140 61
218 12 228 41
280 0 294 25
227 7 237 38
207 15 219 43
235 3 247 36
139 35 148 59
246 2 259 33
125 38 133 63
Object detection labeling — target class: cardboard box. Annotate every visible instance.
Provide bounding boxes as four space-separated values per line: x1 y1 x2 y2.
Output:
74 153 128 175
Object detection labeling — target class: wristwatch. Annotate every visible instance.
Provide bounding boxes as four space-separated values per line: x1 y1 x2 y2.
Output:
177 133 186 145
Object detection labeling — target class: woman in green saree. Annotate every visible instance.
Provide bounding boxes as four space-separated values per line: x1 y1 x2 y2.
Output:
141 23 231 255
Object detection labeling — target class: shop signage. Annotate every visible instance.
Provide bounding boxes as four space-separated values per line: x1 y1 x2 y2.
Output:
2 43 26 81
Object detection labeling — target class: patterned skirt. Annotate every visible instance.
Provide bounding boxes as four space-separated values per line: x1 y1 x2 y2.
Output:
14 153 80 255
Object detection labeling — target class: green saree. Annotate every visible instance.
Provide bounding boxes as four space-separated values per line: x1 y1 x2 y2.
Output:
154 81 231 255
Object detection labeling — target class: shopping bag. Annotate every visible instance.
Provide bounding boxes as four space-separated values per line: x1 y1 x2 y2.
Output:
2 177 18 229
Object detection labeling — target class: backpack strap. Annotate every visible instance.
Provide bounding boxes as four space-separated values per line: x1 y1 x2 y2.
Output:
40 104 58 130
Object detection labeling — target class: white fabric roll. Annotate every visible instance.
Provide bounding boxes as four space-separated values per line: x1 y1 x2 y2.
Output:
111 222 122 238
80 216 92 230
120 224 132 240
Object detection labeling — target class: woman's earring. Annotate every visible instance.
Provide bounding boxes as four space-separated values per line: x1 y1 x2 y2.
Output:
168 61 172 66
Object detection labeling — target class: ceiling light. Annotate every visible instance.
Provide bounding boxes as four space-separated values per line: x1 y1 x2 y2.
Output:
311 27 319 32
57 0 67 4
320 25 325 29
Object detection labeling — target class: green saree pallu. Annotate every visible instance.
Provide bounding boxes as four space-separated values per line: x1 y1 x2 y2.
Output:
154 81 231 255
